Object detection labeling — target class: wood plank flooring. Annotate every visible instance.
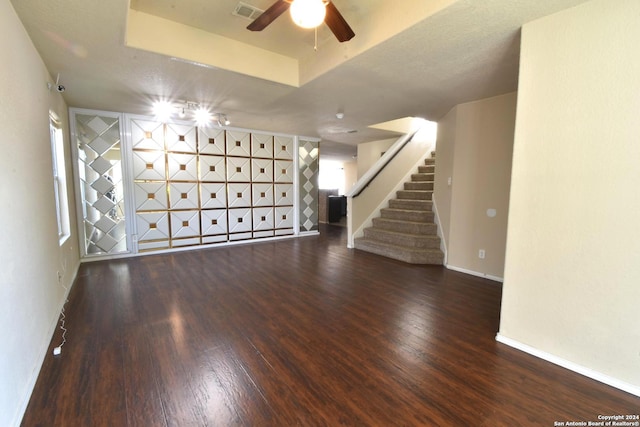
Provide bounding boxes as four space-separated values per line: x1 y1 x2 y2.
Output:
22 224 639 426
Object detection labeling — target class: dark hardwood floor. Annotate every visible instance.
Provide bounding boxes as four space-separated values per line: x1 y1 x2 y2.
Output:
22 224 639 426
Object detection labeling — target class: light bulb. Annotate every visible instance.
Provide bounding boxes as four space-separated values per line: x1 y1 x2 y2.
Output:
290 0 326 29
152 100 173 122
194 108 211 126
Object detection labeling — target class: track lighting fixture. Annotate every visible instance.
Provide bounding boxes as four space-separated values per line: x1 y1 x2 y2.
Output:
213 113 230 127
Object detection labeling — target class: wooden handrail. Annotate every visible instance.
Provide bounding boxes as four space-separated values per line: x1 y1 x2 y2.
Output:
346 129 419 198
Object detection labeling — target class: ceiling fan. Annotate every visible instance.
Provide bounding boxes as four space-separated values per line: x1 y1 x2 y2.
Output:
247 0 355 42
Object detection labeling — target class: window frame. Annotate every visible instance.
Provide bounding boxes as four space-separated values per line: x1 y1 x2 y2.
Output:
50 113 71 245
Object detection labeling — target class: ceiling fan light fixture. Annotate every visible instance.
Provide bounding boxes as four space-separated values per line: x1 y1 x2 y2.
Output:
290 0 326 29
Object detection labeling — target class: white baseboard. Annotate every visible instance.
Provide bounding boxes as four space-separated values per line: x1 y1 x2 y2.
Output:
446 264 503 283
12 266 78 427
496 334 640 398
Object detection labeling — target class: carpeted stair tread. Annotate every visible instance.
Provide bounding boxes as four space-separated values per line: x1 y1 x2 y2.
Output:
363 227 441 249
404 181 434 191
418 165 435 173
411 173 434 182
396 190 433 200
372 217 437 234
354 238 444 264
380 208 435 222
389 199 433 210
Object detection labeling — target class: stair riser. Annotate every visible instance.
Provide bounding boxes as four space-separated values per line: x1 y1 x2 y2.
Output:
354 239 444 265
418 165 435 174
424 158 435 165
389 199 433 211
411 173 434 182
372 218 437 234
404 182 434 191
381 209 434 222
396 190 433 200
363 228 441 249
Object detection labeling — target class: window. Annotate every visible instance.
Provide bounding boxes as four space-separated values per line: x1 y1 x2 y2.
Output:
319 160 346 195
50 114 70 244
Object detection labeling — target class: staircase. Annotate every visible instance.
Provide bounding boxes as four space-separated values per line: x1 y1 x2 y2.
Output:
354 153 444 264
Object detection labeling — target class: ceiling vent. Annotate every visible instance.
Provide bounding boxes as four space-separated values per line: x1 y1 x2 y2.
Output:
233 2 264 20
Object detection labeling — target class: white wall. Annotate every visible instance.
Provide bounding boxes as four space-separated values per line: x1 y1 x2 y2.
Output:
0 2 80 425
499 0 640 393
435 93 517 280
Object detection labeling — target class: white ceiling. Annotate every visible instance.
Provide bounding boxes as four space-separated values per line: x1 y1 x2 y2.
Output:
10 0 589 161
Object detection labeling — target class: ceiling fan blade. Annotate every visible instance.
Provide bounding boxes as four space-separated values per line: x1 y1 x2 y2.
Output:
247 0 290 31
324 1 355 42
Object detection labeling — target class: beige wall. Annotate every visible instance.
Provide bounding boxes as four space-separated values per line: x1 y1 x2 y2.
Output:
435 92 517 279
433 107 457 250
343 161 358 194
0 2 80 425
356 137 397 178
499 0 640 392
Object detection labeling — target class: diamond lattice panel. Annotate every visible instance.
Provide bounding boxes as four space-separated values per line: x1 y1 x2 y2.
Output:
201 210 228 236
252 133 273 158
169 182 199 209
167 153 198 181
75 114 128 255
132 151 166 181
89 156 114 176
198 127 225 155
200 183 227 209
130 119 164 150
226 131 250 157
136 212 170 241
228 208 252 233
299 140 319 232
199 155 226 182
134 182 168 211
170 211 200 238
87 134 119 157
228 183 251 208
90 175 114 196
227 157 251 182
92 195 116 215
94 215 117 234
274 136 294 159
252 183 273 207
166 123 197 153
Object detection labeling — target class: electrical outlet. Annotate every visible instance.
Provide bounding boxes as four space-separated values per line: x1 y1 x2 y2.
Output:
478 249 485 259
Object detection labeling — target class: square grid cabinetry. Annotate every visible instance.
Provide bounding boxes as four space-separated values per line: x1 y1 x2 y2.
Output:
130 118 296 252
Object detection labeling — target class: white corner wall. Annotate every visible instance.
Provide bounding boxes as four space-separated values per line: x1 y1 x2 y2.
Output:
499 0 640 393
0 2 80 426
434 92 517 280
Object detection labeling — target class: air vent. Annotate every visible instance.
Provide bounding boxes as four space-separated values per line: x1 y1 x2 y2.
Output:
233 2 264 20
